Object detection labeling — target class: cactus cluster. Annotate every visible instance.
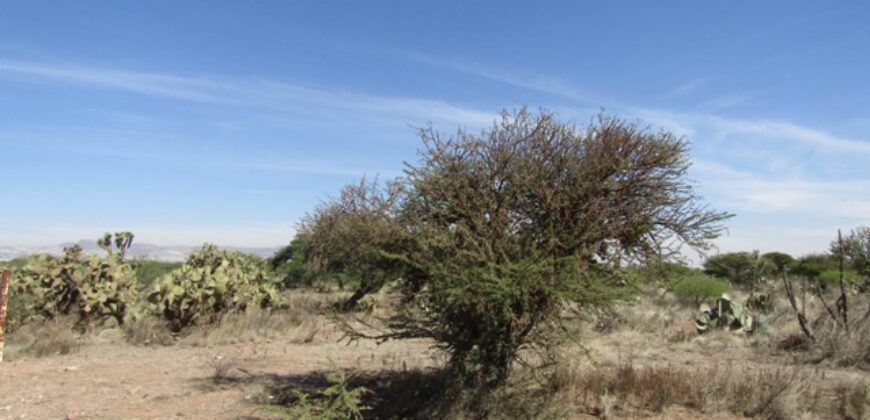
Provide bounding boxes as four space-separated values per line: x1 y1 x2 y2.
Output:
696 294 767 335
16 245 137 326
147 244 282 332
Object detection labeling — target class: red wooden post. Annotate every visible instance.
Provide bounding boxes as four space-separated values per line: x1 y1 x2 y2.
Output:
0 269 10 362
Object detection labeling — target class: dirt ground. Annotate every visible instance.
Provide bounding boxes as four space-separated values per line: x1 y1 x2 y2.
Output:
0 310 866 419
0 327 440 419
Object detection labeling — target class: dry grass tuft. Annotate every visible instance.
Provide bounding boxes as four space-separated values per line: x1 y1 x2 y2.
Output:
541 358 865 419
769 291 870 370
812 309 870 369
4 318 83 360
123 316 177 346
179 307 315 346
835 382 868 420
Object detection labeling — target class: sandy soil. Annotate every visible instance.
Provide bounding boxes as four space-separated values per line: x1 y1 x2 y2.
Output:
0 329 439 419
0 318 865 419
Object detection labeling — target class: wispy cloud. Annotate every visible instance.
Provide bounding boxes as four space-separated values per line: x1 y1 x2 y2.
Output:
632 108 870 156
693 160 870 219
705 116 870 154
398 51 603 104
701 93 753 110
0 59 228 102
0 58 498 127
662 78 708 99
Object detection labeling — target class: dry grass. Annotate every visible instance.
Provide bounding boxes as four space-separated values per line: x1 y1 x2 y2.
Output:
122 315 177 345
179 307 333 347
767 290 870 370
121 289 348 347
3 318 83 360
541 359 866 419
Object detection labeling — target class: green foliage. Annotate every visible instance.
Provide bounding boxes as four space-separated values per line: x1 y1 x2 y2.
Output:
271 235 316 288
671 273 730 305
147 244 282 332
696 295 765 334
818 269 862 287
792 254 839 279
1 258 28 269
362 109 730 407
761 251 795 274
703 251 769 286
832 226 870 283
301 178 411 309
637 257 693 286
14 245 137 326
276 368 369 420
133 260 181 289
1 263 38 334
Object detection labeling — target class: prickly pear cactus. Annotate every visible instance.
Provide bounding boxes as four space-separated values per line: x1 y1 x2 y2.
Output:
16 245 137 326
745 292 772 313
147 244 282 332
696 294 766 335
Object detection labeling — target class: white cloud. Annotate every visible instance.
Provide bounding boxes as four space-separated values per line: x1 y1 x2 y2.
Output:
398 51 602 103
0 58 498 128
693 159 870 218
705 116 870 155
662 78 708 99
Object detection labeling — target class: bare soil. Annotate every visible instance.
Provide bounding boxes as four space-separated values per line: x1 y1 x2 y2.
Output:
0 328 439 419
0 314 866 419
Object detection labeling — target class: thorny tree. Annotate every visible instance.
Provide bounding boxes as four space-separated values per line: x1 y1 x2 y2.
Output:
348 108 731 409
300 178 414 310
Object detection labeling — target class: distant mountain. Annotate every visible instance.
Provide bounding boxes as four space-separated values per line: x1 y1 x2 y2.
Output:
0 241 279 262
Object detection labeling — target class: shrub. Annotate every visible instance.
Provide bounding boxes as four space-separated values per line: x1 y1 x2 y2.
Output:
274 368 369 420
133 260 182 289
147 244 282 332
671 273 730 305
300 178 413 310
703 251 769 287
818 269 862 288
832 226 870 288
638 257 693 287
271 235 317 289
762 251 795 275
792 253 839 279
782 230 870 369
14 244 137 327
347 109 730 409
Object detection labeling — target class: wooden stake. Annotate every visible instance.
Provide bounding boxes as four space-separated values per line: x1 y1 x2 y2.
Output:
0 270 10 362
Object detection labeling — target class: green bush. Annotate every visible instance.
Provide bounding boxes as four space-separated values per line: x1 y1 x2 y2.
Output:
271 235 317 289
635 257 693 286
672 273 730 305
358 109 729 409
818 269 862 288
793 254 839 278
133 260 182 289
14 245 137 327
277 368 369 420
703 251 769 287
147 244 282 332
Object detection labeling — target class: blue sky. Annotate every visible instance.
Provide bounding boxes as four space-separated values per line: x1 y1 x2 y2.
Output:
1 1 869 257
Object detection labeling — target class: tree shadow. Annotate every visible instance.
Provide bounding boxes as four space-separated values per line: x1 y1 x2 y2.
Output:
189 366 450 419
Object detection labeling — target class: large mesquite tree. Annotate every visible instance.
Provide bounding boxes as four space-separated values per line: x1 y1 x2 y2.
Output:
352 109 733 406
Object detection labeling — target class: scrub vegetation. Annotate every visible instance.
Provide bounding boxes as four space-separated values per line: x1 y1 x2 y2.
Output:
1 110 867 419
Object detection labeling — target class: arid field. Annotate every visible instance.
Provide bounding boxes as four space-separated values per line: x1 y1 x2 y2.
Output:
1 286 866 420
